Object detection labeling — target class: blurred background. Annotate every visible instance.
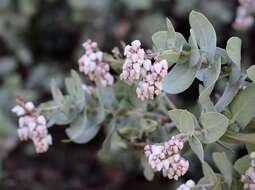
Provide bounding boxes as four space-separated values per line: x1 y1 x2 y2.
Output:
0 0 253 189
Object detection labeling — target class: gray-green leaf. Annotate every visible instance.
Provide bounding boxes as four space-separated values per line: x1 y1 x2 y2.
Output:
213 152 232 186
234 155 250 175
168 109 195 135
200 112 229 144
189 11 216 59
247 65 255 82
189 135 204 162
229 83 255 129
202 162 218 184
162 62 200 94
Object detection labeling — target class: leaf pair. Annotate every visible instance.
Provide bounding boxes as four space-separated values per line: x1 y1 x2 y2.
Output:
169 109 229 162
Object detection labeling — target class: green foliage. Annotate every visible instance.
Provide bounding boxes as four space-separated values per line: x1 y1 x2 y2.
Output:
229 83 255 129
188 135 204 162
202 162 218 184
234 155 250 175
162 62 200 94
189 10 216 60
168 109 195 135
213 152 232 186
200 112 229 144
247 65 255 82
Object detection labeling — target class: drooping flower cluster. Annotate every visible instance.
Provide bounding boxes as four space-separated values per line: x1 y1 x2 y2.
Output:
176 180 196 190
11 97 52 153
241 152 255 190
233 0 255 30
120 40 168 100
78 39 114 87
136 59 168 100
144 136 189 180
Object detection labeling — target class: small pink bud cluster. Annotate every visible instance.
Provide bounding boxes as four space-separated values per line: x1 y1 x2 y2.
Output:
136 59 168 100
78 39 114 87
120 40 145 82
120 40 168 100
241 152 255 190
233 0 255 30
11 97 52 153
177 180 196 190
144 136 189 180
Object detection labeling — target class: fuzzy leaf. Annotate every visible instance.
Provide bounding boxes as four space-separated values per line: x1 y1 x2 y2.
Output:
200 112 229 144
247 65 255 82
215 81 241 112
166 18 176 47
188 29 200 66
229 83 255 129
168 109 195 135
202 162 218 184
159 50 180 65
152 31 168 51
189 11 216 58
226 37 241 68
213 152 232 186
226 37 241 83
234 155 250 175
199 57 221 106
66 108 105 144
189 135 204 162
162 62 200 94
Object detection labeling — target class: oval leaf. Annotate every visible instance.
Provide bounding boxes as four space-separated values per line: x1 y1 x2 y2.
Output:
162 62 199 94
189 11 216 58
168 109 195 134
200 112 229 144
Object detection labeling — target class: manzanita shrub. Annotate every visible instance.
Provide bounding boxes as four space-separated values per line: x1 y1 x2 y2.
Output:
11 10 255 190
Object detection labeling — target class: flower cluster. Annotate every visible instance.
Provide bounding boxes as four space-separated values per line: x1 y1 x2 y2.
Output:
136 59 168 100
144 136 189 180
120 40 168 100
233 0 255 30
11 97 52 153
177 180 196 190
78 39 114 87
241 152 255 190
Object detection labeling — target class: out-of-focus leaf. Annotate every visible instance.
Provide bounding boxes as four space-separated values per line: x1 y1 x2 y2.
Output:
141 156 154 181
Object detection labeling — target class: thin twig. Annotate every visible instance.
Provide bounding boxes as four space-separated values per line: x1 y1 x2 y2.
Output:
163 93 176 109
